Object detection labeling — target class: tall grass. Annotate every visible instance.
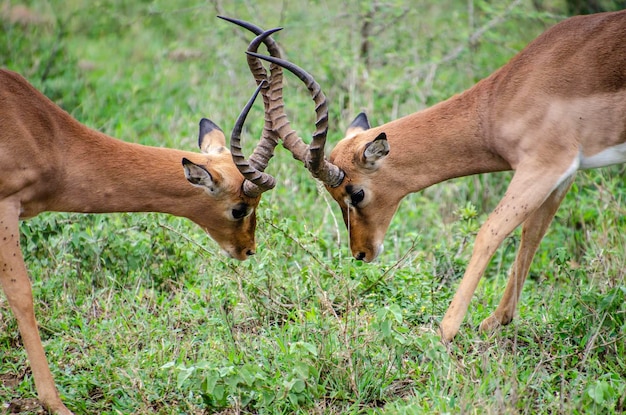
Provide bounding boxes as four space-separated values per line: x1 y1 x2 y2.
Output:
1 1 624 414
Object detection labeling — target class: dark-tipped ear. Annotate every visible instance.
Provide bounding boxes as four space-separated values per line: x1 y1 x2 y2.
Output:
361 132 389 168
198 118 226 153
182 157 217 193
345 112 371 137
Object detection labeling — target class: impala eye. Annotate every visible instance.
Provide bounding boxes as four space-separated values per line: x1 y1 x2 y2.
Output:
350 189 365 206
231 204 250 220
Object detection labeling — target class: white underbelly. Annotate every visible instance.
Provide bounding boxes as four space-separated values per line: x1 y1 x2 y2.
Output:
580 142 626 169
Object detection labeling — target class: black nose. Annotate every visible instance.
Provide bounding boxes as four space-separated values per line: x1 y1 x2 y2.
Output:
355 252 366 261
246 249 255 257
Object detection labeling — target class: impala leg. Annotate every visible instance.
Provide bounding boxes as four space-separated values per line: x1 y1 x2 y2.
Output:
0 204 73 415
439 161 578 342
479 175 575 332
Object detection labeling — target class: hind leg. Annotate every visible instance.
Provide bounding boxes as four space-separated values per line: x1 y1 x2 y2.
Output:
439 156 578 342
479 175 575 332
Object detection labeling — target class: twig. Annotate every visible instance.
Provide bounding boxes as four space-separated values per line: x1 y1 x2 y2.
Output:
411 0 524 98
210 0 257 44
371 7 412 37
157 222 218 257
317 180 342 247
267 222 340 280
580 312 607 367
438 0 524 66
41 15 67 82
360 235 420 295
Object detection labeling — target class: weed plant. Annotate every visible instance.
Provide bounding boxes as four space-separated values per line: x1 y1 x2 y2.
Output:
1 1 624 414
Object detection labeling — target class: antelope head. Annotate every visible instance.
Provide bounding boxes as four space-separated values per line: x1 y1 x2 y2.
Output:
324 112 402 263
246 52 402 262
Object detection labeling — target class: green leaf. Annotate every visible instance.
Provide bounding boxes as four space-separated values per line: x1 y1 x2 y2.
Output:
387 304 403 323
290 341 318 357
176 366 195 389
203 371 219 395
292 379 306 394
587 380 610 405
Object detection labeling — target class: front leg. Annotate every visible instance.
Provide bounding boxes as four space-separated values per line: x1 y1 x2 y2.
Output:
0 201 73 415
439 162 577 342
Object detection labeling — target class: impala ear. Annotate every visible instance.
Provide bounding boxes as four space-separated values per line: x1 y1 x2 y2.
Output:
361 132 389 168
182 157 218 194
198 118 226 154
345 112 371 137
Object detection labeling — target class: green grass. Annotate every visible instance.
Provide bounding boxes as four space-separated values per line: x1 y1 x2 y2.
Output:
1 1 625 414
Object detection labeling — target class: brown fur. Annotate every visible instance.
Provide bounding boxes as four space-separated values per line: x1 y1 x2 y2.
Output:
0 69 265 414
321 11 625 341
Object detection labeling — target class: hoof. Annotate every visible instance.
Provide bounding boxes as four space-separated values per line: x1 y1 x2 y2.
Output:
438 324 458 343
479 313 512 333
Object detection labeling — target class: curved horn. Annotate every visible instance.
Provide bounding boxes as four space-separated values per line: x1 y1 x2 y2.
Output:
231 80 276 197
244 29 285 172
218 17 284 173
217 16 282 83
247 51 345 187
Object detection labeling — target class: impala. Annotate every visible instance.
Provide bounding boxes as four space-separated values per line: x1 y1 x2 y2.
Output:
250 10 626 342
0 18 283 414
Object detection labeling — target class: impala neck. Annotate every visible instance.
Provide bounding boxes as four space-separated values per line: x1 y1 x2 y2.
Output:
386 82 510 193
28 118 204 219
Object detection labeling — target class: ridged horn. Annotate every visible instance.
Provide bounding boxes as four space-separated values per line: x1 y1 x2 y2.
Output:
218 17 283 174
247 51 345 187
230 80 276 197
